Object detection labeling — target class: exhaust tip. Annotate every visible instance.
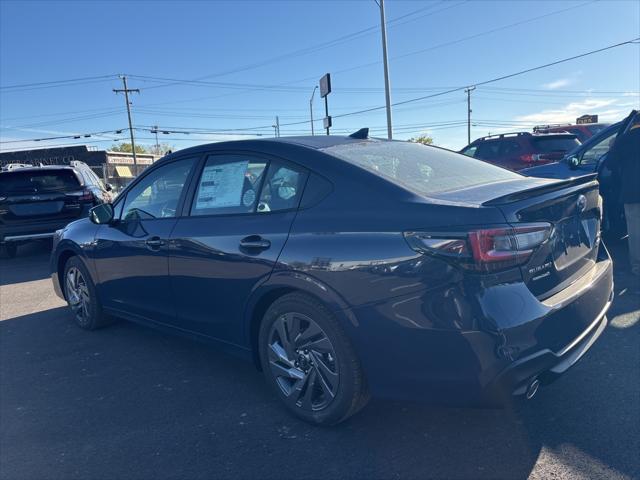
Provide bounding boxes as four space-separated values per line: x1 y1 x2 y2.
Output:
526 379 540 400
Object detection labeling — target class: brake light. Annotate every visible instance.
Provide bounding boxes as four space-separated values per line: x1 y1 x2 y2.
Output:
79 188 94 202
404 223 551 272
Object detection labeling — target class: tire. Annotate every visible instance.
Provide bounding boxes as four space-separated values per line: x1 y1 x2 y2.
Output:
3 243 17 258
63 256 111 330
259 292 369 425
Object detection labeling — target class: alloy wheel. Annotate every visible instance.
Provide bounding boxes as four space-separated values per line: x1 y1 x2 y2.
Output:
65 267 90 326
267 312 339 412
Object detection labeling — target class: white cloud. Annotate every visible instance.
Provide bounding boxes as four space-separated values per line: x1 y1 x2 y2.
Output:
514 98 628 124
542 78 572 90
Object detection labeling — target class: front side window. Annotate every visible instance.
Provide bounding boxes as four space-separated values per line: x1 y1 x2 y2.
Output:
121 158 194 221
460 145 477 157
580 130 617 165
322 141 520 196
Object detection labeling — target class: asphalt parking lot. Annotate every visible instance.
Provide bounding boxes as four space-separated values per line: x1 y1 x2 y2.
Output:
0 241 638 480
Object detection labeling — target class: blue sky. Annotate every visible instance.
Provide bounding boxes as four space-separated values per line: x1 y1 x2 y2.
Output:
1 0 639 152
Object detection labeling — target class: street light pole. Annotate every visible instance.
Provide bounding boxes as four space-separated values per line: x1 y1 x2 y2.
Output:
378 0 393 140
310 86 318 136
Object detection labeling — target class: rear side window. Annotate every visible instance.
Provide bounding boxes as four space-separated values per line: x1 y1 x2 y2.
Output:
474 141 502 160
322 141 520 196
190 155 306 216
531 136 580 153
0 169 80 195
501 140 522 155
191 155 267 216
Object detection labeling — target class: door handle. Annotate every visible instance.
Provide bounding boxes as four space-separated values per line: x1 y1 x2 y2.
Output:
145 237 165 249
239 235 271 250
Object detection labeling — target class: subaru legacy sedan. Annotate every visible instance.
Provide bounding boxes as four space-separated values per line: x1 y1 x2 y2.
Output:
51 132 613 425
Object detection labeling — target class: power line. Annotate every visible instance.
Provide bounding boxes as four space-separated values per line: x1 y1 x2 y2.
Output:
135 1 457 92
323 38 640 123
0 128 129 144
0 74 118 91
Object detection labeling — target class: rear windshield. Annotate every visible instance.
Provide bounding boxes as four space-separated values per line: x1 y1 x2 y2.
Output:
531 136 580 153
0 169 80 195
322 141 520 196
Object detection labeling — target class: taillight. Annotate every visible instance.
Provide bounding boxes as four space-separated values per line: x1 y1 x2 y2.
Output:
404 223 551 272
79 188 94 202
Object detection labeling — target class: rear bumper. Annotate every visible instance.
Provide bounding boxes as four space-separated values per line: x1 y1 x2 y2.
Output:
0 216 84 243
345 251 614 405
488 299 610 400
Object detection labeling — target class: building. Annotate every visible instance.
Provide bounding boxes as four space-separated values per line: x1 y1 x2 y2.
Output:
0 145 158 191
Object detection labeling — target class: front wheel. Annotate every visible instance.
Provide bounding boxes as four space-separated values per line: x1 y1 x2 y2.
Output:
259 293 369 425
63 257 111 330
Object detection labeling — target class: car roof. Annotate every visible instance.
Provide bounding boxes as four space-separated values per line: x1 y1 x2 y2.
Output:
468 131 577 145
166 135 377 158
0 165 77 173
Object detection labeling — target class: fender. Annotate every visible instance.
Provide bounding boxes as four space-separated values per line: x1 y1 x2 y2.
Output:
242 269 360 367
51 220 100 298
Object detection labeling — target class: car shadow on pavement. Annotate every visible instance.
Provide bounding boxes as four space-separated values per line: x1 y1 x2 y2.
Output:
1 299 638 480
0 241 52 286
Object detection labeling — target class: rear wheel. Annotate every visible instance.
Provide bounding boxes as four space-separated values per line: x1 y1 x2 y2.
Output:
63 257 111 330
259 293 369 425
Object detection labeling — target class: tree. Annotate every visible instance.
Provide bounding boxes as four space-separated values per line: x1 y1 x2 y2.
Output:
109 142 147 154
408 135 434 145
147 143 174 156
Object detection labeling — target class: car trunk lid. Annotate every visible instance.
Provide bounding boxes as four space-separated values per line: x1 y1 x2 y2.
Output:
484 174 601 298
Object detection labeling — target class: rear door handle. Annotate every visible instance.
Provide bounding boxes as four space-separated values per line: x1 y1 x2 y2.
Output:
145 237 165 249
239 235 271 250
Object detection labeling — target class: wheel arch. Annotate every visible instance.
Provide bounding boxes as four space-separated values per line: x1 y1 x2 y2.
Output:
54 243 93 300
244 272 358 370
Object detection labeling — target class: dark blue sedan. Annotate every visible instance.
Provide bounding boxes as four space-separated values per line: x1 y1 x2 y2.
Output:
51 132 613 425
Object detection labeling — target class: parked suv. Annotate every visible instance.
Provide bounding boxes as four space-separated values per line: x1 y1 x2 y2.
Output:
533 123 609 142
523 110 639 235
460 132 581 171
0 161 112 257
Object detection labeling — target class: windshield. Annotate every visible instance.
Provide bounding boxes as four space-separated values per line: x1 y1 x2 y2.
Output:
0 169 80 195
322 141 521 196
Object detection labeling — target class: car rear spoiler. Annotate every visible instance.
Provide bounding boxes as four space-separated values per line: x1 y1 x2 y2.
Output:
483 173 598 206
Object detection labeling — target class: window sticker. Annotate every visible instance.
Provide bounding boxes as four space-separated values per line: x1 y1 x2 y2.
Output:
242 188 256 207
195 160 248 209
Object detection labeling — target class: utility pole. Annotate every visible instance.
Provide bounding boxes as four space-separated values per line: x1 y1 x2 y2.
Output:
310 86 318 136
152 125 160 154
378 0 393 140
465 86 475 145
272 116 280 137
113 76 140 172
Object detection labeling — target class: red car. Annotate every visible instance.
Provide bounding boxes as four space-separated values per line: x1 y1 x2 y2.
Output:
459 132 581 171
533 123 609 142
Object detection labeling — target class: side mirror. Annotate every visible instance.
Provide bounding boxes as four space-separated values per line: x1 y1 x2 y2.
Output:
90 203 114 225
105 183 113 192
568 156 580 169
